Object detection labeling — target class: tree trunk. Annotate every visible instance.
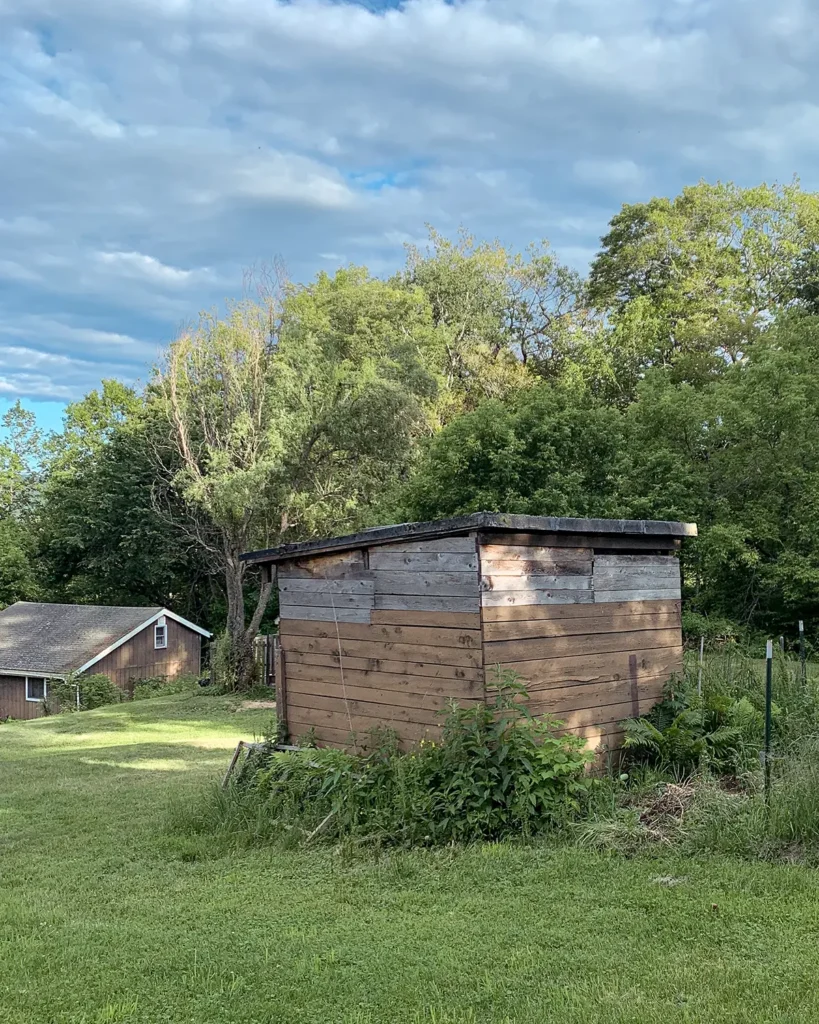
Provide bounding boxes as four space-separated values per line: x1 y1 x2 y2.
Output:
222 549 274 690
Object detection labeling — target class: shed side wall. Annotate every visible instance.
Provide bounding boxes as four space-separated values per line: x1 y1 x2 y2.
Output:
0 675 45 720
479 533 683 752
277 535 483 748
90 618 202 692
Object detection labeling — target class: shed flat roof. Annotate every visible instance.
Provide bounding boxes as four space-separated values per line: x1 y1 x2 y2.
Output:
242 512 697 565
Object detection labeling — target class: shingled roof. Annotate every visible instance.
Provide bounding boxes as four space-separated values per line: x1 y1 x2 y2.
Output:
0 602 207 677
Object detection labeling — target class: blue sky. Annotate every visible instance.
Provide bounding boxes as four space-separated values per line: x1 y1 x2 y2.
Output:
1 0 818 434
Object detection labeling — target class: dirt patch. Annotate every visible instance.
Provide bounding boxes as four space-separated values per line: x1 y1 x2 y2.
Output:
238 700 277 710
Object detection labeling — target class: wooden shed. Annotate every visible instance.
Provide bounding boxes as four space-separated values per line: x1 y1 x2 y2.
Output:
243 513 697 753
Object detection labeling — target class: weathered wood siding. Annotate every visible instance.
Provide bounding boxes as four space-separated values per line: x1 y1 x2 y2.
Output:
91 618 202 692
0 675 46 720
480 533 683 751
277 534 483 747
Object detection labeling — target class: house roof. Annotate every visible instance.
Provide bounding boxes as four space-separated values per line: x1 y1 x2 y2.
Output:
241 511 698 566
0 602 211 678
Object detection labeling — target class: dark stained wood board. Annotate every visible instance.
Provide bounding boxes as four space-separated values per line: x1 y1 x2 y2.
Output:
495 645 683 688
371 609 481 631
286 666 482 704
281 634 482 668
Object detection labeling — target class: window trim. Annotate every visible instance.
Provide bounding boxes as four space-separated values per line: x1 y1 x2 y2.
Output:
25 676 47 702
154 619 168 650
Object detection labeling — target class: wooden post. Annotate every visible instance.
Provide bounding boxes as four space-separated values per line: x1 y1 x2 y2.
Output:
697 636 705 697
800 620 807 686
274 636 287 738
764 640 773 803
779 635 785 655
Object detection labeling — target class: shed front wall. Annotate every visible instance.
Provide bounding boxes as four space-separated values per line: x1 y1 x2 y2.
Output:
479 530 683 751
276 535 484 748
90 618 202 692
275 528 684 753
0 675 48 720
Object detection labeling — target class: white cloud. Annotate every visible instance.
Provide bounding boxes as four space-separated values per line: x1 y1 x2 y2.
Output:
0 0 817 401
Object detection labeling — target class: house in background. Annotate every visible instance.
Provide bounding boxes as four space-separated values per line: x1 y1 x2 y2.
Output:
0 602 211 720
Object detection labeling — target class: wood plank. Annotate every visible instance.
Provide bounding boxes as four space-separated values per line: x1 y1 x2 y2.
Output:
480 558 592 577
372 609 481 630
284 650 485 683
287 691 447 728
594 588 680 603
279 578 374 594
479 544 592 561
482 598 681 623
478 531 678 551
551 702 644 731
279 591 373 610
595 555 679 567
382 536 476 553
285 662 483 699
481 574 591 593
481 590 594 608
482 606 682 642
499 646 683 688
525 675 667 715
287 705 434 744
368 551 479 572
278 606 372 624
279 618 482 650
485 627 680 665
594 565 679 581
374 595 481 614
371 570 478 597
278 551 366 579
281 633 482 668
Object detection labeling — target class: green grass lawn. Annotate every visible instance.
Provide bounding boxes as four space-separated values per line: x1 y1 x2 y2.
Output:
3 693 819 1023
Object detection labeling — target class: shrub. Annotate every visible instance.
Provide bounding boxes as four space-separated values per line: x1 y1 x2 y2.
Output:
180 671 595 848
131 675 199 700
50 673 123 712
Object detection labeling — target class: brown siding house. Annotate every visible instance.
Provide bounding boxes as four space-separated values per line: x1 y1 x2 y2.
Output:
242 512 696 755
0 603 211 720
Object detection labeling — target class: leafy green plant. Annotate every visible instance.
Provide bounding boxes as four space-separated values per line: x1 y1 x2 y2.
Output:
131 675 199 700
196 669 595 847
49 673 123 713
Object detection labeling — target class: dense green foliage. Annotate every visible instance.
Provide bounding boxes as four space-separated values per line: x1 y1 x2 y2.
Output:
49 672 124 713
199 674 593 847
5 180 819 645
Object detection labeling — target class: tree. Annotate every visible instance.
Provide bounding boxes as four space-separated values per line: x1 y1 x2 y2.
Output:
399 382 628 523
156 286 430 688
399 229 594 422
588 181 819 396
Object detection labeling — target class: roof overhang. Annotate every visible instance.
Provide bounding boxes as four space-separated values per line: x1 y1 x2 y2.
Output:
0 668 66 680
241 512 698 566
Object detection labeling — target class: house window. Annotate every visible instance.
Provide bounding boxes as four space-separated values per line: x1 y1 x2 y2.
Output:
25 677 47 702
154 617 167 650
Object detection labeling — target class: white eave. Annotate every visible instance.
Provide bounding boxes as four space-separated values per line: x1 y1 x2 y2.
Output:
74 609 212 676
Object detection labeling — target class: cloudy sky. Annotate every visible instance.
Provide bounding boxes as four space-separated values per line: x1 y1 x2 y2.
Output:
1 0 817 431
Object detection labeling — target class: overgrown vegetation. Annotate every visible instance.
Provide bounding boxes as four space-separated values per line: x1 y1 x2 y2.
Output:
180 673 594 848
49 672 123 713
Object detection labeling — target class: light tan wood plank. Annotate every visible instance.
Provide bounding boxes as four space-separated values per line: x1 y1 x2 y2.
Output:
479 544 592 561
281 633 482 668
496 646 683 688
278 617 482 650
285 661 483 699
482 606 682 642
287 691 447 728
287 704 435 744
481 598 681 623
284 650 485 683
485 627 680 664
278 551 366 579
372 609 481 630
526 675 666 715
